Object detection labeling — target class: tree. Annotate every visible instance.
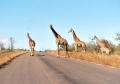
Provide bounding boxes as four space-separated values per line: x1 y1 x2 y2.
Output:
0 41 5 52
86 41 100 54
114 32 120 55
114 32 120 43
68 43 75 52
9 37 16 50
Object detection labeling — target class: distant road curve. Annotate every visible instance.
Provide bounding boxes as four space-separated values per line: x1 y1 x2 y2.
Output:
0 52 120 84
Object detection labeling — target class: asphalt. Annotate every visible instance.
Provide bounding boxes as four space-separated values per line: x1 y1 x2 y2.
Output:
0 52 120 84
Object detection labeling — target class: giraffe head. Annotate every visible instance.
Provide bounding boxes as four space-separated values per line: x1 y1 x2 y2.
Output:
27 33 29 36
92 35 97 40
49 24 53 29
68 28 73 33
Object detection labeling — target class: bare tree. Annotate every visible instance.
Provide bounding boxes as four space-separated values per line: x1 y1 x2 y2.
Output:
86 41 100 54
0 41 5 52
114 32 120 54
114 32 120 43
9 37 16 50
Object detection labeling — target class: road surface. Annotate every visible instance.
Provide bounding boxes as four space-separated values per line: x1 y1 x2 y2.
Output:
0 52 120 84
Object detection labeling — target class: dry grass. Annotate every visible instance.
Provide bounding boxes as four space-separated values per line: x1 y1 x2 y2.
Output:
0 51 28 66
48 50 120 68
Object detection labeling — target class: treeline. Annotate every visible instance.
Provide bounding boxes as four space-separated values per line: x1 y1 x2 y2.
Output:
1 32 120 55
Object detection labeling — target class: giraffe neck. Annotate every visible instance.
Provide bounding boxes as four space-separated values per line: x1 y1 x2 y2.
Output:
27 35 33 41
95 37 104 47
50 27 61 39
72 30 78 41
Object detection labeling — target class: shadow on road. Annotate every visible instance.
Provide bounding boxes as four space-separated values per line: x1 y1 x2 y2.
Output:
37 54 45 56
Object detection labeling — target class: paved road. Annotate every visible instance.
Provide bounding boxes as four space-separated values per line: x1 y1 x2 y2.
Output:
0 52 120 84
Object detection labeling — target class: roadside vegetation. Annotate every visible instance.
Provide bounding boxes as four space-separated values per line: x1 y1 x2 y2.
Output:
0 50 28 66
0 37 29 66
48 50 120 68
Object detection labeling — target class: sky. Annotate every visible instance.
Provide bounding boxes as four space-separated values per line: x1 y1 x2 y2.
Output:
0 0 120 51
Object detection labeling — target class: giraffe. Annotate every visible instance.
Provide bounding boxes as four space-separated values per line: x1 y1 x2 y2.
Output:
27 33 35 56
68 28 86 53
92 35 111 55
49 24 68 58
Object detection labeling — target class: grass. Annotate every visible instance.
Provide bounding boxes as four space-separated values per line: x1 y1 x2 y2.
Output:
48 50 120 68
0 51 28 66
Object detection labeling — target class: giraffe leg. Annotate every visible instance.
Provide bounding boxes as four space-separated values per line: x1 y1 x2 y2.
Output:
82 47 86 53
108 50 110 55
101 48 104 55
66 44 69 58
33 48 34 56
75 45 78 52
84 49 86 53
65 45 68 58
32 48 34 56
106 49 110 55
29 46 32 56
30 48 32 56
57 44 60 58
75 45 76 52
